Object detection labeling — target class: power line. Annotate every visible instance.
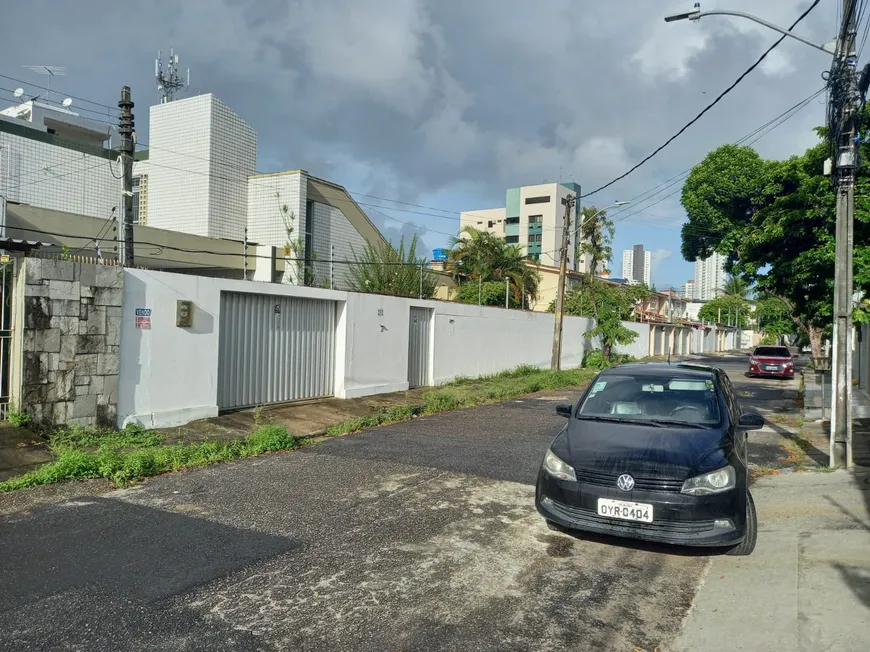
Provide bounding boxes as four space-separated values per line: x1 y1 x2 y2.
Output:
580 0 823 199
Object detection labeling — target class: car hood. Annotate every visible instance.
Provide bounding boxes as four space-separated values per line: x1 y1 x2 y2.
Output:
552 418 730 480
752 356 792 363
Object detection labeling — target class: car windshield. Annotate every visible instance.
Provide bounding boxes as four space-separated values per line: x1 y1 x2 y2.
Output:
577 373 722 427
753 347 791 358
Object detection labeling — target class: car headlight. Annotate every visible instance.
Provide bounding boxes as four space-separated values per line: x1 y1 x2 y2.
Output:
543 449 576 482
681 466 736 496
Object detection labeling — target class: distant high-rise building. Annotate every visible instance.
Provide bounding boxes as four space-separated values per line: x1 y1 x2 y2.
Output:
622 245 651 286
694 253 727 300
681 280 696 299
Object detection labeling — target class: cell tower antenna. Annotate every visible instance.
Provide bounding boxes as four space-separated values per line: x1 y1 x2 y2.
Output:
22 65 66 102
155 48 189 103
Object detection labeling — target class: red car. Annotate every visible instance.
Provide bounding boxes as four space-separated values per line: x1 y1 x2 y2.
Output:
748 346 796 379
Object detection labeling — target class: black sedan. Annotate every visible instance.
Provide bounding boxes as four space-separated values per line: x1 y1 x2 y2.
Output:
535 363 763 556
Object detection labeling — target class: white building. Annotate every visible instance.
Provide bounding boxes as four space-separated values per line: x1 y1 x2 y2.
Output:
694 253 727 300
145 94 256 240
622 245 651 286
0 100 121 222
0 90 391 290
459 182 590 272
680 279 696 300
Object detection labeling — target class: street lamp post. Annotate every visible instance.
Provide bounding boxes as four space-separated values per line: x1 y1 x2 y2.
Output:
665 2 857 468
550 200 630 370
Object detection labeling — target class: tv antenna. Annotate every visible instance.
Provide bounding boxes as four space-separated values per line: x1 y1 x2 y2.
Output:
156 49 189 103
22 65 66 102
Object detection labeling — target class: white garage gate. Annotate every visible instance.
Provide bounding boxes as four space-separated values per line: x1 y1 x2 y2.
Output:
218 292 336 410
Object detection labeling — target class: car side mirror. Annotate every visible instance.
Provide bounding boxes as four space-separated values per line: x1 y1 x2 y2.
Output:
738 413 764 430
745 352 752 356
793 354 799 359
556 404 573 418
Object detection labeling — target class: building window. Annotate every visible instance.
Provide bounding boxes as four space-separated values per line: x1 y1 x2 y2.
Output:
528 215 542 224
529 254 540 262
488 220 495 228
506 235 519 243
506 217 520 224
525 196 550 205
132 176 141 224
528 233 542 243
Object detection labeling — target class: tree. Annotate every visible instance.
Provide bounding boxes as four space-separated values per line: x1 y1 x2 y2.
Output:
347 235 438 298
447 226 540 306
576 206 615 276
718 275 751 300
755 295 797 339
698 295 751 329
454 280 522 308
549 278 650 361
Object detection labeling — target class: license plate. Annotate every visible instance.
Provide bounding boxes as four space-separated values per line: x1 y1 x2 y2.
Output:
597 498 653 523
765 365 779 371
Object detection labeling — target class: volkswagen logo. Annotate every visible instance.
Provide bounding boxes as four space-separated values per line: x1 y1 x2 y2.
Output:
616 474 635 491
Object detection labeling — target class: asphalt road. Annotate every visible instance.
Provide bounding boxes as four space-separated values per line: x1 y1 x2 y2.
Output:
0 354 798 652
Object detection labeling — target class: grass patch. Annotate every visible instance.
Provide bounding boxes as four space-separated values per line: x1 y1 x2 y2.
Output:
778 429 822 469
0 424 300 493
766 414 806 427
750 465 781 480
325 365 597 437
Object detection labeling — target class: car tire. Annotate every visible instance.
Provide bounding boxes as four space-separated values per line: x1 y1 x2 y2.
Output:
726 491 757 556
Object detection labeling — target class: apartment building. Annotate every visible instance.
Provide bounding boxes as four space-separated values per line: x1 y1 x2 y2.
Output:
0 99 121 222
459 182 591 272
680 279 696 300
0 90 391 290
694 253 727 300
621 245 651 286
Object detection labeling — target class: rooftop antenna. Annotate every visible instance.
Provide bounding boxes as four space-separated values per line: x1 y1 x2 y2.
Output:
22 65 66 102
12 88 24 101
61 98 73 109
156 48 190 103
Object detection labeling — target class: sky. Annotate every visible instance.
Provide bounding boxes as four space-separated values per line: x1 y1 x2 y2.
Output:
0 0 847 289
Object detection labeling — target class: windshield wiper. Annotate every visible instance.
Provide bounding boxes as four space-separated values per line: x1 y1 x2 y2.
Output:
647 419 713 430
575 415 666 427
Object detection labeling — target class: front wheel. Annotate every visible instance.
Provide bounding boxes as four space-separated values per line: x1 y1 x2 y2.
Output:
726 491 757 556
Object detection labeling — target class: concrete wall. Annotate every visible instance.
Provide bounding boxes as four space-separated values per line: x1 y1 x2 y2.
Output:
115 269 657 429
11 259 123 428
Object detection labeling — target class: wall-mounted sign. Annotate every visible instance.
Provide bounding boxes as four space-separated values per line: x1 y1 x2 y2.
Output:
274 304 281 315
176 300 193 327
377 309 384 316
135 307 152 330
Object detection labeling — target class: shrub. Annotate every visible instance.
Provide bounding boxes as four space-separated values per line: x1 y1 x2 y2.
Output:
6 405 32 428
582 350 636 371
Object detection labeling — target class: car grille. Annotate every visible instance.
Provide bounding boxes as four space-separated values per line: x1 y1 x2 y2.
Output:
550 501 717 535
575 468 684 493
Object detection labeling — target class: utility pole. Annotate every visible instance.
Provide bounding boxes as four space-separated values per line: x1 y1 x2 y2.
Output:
243 227 248 280
551 195 575 370
831 0 859 468
118 87 135 267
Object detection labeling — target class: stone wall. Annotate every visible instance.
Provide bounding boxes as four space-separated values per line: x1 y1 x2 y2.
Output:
17 259 123 428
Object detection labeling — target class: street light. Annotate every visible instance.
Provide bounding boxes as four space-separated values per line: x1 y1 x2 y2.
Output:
664 3 836 54
664 3 701 22
572 200 631 239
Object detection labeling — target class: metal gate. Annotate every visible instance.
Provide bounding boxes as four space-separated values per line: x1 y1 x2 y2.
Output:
218 292 335 410
0 257 14 418
408 307 432 388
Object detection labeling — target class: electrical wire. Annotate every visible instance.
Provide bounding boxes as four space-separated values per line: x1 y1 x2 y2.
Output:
0 73 119 113
579 0 824 199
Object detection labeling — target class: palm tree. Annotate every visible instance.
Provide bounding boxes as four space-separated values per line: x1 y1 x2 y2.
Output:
447 226 540 305
347 235 438 298
718 275 751 299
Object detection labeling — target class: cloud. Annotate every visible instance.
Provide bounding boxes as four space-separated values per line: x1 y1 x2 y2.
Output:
651 248 674 283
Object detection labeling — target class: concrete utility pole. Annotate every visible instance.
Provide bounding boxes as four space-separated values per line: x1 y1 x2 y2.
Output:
551 195 575 370
118 87 135 267
831 0 859 468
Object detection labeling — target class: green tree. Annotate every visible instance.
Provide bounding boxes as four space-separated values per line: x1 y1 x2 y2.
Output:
698 295 751 329
347 235 438 298
576 206 615 276
454 280 522 308
448 226 540 307
549 278 650 361
755 295 797 339
718 275 751 299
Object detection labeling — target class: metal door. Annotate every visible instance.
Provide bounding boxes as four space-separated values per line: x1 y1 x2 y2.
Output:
408 307 432 388
218 292 335 410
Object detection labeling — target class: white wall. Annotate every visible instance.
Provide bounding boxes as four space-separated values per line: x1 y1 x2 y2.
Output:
118 269 656 429
247 172 306 250
0 126 119 220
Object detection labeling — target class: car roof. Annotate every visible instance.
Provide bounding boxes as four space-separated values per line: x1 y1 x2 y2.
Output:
597 362 718 379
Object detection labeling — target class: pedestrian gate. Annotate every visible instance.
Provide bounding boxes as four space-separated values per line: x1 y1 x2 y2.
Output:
218 292 335 410
407 307 432 388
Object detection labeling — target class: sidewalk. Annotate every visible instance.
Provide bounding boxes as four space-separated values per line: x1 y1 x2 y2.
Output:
669 436 870 650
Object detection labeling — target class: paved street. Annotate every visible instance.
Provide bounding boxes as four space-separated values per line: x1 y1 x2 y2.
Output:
0 355 833 652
